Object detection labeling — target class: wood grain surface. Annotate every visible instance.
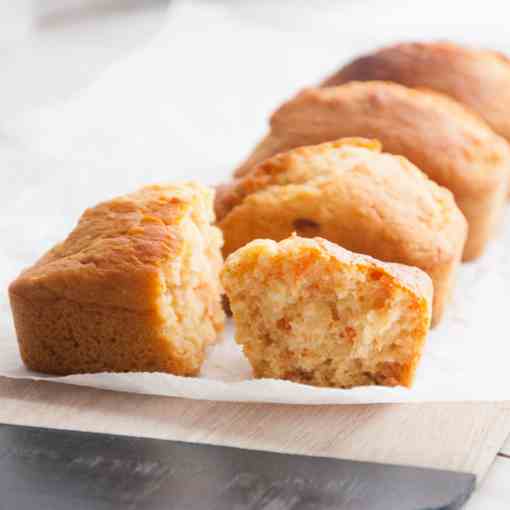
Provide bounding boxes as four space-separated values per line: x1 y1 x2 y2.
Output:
0 377 509 483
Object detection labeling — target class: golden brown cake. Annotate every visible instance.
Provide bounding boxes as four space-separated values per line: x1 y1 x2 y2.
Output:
9 183 225 376
218 138 466 326
222 235 433 389
233 82 510 261
323 41 510 167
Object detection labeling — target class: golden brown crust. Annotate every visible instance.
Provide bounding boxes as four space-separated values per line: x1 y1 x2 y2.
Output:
9 183 225 376
217 137 382 220
10 185 189 311
313 237 433 309
219 138 467 325
323 41 510 149
222 236 432 388
233 82 509 260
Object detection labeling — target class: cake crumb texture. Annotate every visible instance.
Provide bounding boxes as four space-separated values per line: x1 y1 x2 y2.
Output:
222 236 432 389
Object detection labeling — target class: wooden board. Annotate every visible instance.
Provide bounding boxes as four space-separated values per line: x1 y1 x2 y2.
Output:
1 377 509 483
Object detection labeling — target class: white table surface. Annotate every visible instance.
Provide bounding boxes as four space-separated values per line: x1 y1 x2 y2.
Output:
0 2 508 507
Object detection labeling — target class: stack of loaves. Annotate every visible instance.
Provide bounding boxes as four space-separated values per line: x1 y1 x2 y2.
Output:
9 42 510 389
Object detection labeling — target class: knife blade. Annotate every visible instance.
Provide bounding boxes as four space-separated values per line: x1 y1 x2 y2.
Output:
0 423 475 510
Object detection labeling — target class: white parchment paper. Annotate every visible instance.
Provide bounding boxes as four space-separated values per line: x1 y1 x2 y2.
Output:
1 0 510 404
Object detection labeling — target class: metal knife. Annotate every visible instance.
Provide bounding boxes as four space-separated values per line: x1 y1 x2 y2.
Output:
0 423 475 509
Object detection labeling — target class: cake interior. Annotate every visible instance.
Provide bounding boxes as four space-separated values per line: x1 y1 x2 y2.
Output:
227 244 425 388
158 190 225 374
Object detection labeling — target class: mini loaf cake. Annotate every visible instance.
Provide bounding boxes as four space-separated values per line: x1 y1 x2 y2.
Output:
9 183 225 376
233 82 510 261
222 235 433 389
323 41 510 171
218 138 466 325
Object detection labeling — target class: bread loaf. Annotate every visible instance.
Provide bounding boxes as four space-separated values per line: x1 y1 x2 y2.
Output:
233 82 509 261
9 183 225 376
219 138 466 325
